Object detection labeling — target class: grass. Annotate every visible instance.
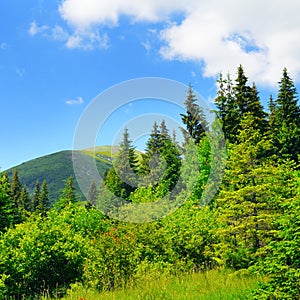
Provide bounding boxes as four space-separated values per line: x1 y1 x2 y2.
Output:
53 269 261 300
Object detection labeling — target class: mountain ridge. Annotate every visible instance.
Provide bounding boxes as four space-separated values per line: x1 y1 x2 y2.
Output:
3 146 115 203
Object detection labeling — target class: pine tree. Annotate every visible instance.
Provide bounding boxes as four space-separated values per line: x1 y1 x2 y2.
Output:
139 121 181 195
37 180 49 216
10 169 23 223
55 176 77 210
180 84 208 144
31 181 41 212
267 95 276 128
247 83 267 133
10 169 22 209
214 113 294 269
234 65 250 115
18 184 31 219
0 174 15 231
160 120 170 141
215 73 238 143
272 67 300 161
87 180 99 207
146 122 161 154
233 66 267 137
105 128 139 199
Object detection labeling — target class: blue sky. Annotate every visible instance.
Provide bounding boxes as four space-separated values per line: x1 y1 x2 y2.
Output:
1 0 300 170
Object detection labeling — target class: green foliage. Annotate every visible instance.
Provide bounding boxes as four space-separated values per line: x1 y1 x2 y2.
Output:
54 176 78 210
31 180 41 212
58 269 261 300
10 169 22 210
0 213 87 298
215 66 267 143
270 67 300 162
1 66 300 299
252 176 300 299
213 114 297 269
180 84 208 144
87 180 99 207
37 180 50 216
105 128 139 199
3 150 111 202
83 226 139 292
0 174 15 232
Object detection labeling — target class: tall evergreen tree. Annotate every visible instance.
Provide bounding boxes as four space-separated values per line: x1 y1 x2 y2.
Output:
18 184 31 219
31 181 40 212
271 67 300 161
180 84 208 144
0 174 15 232
10 169 22 209
215 73 238 142
214 113 295 269
216 66 267 143
37 180 49 216
139 121 181 194
10 169 23 223
55 176 77 210
87 180 99 207
247 83 267 133
267 95 276 127
105 128 139 199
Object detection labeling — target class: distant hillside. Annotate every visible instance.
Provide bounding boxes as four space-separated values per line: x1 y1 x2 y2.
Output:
4 147 114 203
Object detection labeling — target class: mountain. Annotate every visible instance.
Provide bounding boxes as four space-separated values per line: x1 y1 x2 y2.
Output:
3 147 115 203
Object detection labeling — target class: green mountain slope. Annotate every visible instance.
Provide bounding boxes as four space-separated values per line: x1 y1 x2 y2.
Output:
4 147 113 203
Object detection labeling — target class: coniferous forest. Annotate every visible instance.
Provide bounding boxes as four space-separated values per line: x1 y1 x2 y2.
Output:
1 66 300 299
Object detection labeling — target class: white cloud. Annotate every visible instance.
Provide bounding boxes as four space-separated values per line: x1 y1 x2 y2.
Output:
0 42 8 50
51 25 69 41
16 68 25 78
29 21 48 36
38 1 300 85
158 1 300 86
58 0 192 27
142 40 151 53
65 96 84 105
66 30 109 50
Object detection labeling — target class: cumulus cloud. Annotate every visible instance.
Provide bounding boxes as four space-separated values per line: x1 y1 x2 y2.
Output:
159 1 300 86
65 96 84 105
58 0 193 27
39 0 300 85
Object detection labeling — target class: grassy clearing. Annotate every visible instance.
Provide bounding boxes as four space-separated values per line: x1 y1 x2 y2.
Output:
54 269 261 300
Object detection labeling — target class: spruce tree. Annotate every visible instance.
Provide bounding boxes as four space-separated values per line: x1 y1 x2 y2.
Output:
10 169 22 209
105 128 139 199
0 174 15 231
180 84 208 144
214 113 293 269
55 176 77 210
10 169 23 223
31 181 41 212
18 184 31 219
216 66 267 143
247 83 267 133
37 180 49 216
87 180 99 207
215 73 238 142
272 67 300 161
139 121 181 194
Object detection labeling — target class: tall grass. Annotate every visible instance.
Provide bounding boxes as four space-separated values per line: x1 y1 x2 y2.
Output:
52 269 262 300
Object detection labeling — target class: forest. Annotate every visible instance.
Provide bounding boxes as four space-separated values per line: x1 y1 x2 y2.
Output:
1 65 300 299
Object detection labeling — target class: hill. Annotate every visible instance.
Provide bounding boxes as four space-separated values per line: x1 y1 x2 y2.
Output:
3 147 114 203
